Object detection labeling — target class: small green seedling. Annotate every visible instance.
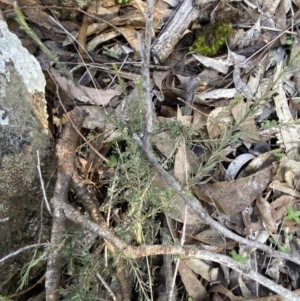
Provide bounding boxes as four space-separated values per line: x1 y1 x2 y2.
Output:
107 155 118 168
278 246 290 254
268 236 276 244
229 249 247 263
284 206 300 223
116 0 132 3
268 236 291 253
188 297 194 301
261 119 277 128
273 151 284 159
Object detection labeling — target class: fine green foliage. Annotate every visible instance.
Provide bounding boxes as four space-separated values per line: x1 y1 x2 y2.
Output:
14 3 70 79
0 296 12 301
229 249 247 263
116 0 132 3
278 246 290 254
190 22 233 56
107 154 118 168
268 237 290 253
261 119 277 128
284 206 300 223
14 5 300 299
58 232 103 301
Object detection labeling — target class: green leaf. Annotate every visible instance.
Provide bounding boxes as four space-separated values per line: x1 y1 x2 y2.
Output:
273 151 284 158
268 236 276 244
229 249 247 263
116 0 132 3
284 206 300 223
107 155 118 168
278 246 290 253
286 39 293 45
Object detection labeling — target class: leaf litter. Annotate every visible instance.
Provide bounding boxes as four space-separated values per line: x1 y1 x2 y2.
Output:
4 0 300 300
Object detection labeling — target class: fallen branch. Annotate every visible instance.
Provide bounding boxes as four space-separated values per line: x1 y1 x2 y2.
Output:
62 202 300 301
45 107 86 301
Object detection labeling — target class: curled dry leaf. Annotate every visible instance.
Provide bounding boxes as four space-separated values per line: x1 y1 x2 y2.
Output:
178 261 208 301
194 166 273 215
184 258 218 282
242 149 282 177
152 174 202 225
210 284 246 301
194 88 236 103
207 106 232 139
49 68 121 106
174 142 191 184
270 180 300 198
255 195 277 233
231 101 261 143
155 131 201 174
194 229 236 250
192 54 229 74
273 65 300 161
276 156 300 189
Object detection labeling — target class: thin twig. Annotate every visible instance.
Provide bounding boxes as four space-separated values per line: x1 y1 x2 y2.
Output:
133 134 300 265
36 150 52 216
138 0 154 149
96 272 118 301
61 203 300 301
0 243 48 265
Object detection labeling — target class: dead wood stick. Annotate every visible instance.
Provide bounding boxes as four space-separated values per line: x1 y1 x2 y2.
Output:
45 107 86 301
71 172 131 301
151 0 198 63
61 202 300 301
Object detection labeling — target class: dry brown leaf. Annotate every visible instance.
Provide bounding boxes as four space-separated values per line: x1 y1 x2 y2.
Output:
178 261 208 301
49 68 120 106
194 166 273 215
207 106 232 139
192 105 210 130
153 71 169 94
210 284 246 301
87 31 121 52
152 174 202 225
195 88 237 103
276 0 291 44
269 180 300 198
273 65 300 161
192 54 229 74
194 229 236 249
276 156 300 189
118 26 139 52
184 258 218 282
233 67 253 99
174 142 190 184
255 195 277 233
177 105 192 126
155 131 201 174
236 17 260 49
242 149 282 177
271 195 296 222
231 101 261 143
